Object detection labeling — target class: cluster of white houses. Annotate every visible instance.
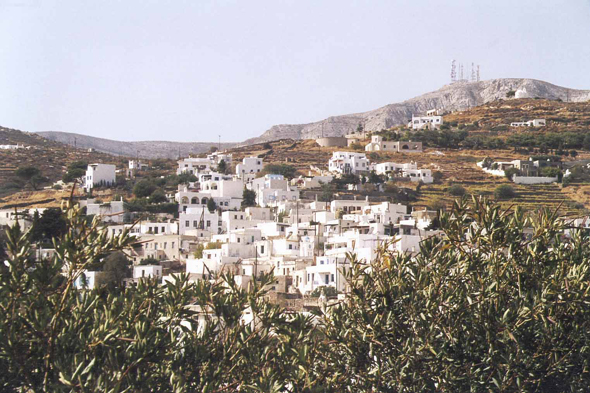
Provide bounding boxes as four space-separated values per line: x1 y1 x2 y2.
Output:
2 148 441 298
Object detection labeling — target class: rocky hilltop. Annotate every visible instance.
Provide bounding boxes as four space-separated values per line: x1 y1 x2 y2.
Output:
36 131 237 159
243 78 590 145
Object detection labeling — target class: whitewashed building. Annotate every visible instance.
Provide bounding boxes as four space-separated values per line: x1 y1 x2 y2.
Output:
328 152 370 174
236 156 263 179
84 164 116 191
409 113 443 130
177 157 212 175
86 198 125 223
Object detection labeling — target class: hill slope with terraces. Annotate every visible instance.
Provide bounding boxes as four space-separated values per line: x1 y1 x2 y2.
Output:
0 126 125 198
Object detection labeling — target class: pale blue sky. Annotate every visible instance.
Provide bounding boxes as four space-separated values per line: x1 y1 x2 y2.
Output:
1 0 589 142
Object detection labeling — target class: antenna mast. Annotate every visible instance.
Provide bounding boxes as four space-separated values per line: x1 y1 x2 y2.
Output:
450 60 457 83
471 62 476 82
477 65 480 82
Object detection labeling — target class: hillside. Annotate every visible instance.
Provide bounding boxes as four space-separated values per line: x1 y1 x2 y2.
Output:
444 98 590 130
243 78 590 145
0 126 126 198
36 131 237 159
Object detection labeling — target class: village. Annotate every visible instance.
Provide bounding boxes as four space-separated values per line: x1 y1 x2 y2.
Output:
3 106 588 312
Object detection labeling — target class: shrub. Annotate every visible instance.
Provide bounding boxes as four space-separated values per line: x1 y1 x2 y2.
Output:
504 167 520 180
494 184 516 199
541 167 561 178
133 179 157 198
241 188 256 207
149 189 168 204
447 184 466 197
139 256 160 265
432 171 444 183
429 198 446 212
207 198 217 213
310 286 338 298
259 164 298 179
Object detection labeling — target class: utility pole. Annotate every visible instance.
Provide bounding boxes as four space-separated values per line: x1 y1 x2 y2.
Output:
218 135 221 152
254 244 258 279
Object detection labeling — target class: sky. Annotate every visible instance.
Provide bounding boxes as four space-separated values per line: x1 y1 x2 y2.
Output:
1 0 589 142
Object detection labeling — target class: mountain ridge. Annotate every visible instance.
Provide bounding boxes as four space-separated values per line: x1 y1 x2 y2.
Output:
35 78 590 157
36 131 237 159
242 78 590 145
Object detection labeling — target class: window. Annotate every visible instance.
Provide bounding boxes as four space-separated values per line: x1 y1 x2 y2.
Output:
260 245 265 254
172 242 175 249
185 221 189 227
331 274 335 282
206 220 211 227
163 242 167 249
288 244 292 250
193 220 198 228
237 238 240 243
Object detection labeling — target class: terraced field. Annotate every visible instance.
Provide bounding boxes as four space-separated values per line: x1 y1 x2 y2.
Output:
418 180 586 217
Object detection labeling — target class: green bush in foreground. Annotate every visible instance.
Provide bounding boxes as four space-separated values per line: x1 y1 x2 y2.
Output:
1 198 589 391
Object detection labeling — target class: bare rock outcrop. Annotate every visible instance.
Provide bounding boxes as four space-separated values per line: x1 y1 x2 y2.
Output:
243 78 590 145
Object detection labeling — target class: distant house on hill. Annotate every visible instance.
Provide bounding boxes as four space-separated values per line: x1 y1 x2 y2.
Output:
510 119 546 127
84 163 116 191
365 136 422 153
0 144 24 150
408 109 444 130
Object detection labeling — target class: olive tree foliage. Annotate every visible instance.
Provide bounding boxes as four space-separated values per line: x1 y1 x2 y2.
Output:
2 198 590 392
0 202 324 392
321 198 590 391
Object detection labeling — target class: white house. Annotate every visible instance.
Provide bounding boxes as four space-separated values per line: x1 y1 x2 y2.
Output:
328 152 370 174
86 198 125 223
511 119 546 127
180 207 220 235
294 255 349 295
84 164 116 191
409 113 444 130
527 119 546 127
177 157 213 175
365 137 423 153
133 265 163 279
207 152 233 166
401 168 433 183
129 160 148 171
236 156 263 179
74 270 105 290
0 144 24 150
374 162 416 174
140 221 178 235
